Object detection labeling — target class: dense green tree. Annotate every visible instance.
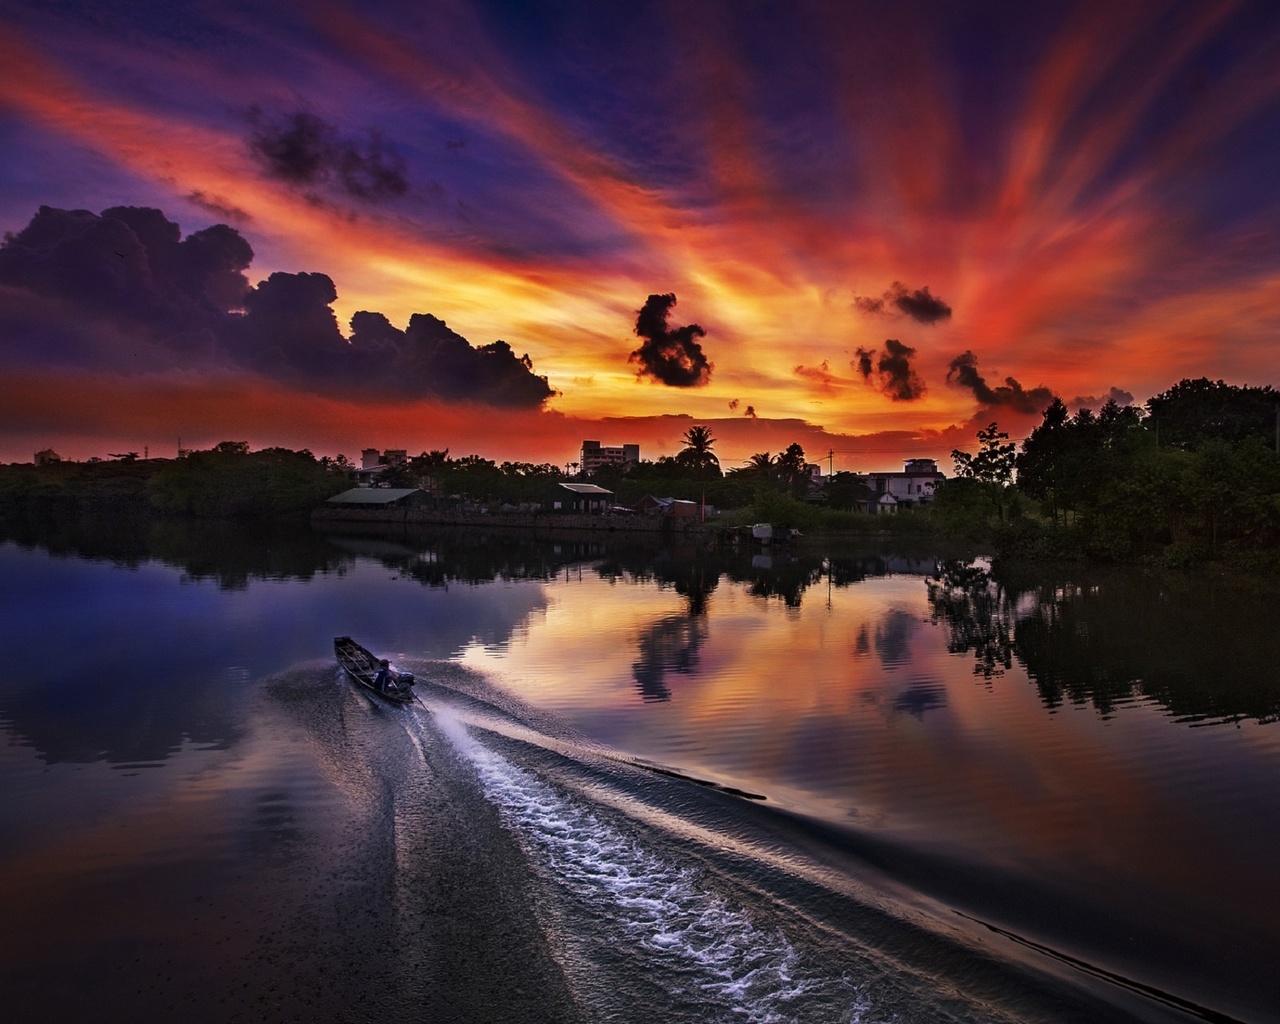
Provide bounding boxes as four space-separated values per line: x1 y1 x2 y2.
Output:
1147 378 1280 450
1015 398 1071 523
823 471 872 511
147 443 348 516
951 423 1017 520
775 442 810 496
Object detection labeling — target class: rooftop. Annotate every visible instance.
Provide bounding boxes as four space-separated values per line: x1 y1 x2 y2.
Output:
327 488 423 504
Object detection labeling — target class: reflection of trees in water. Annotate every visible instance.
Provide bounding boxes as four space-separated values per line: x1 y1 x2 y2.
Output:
727 557 823 607
926 561 1013 680
598 546 720 617
631 614 709 702
0 513 351 589
926 559 1280 725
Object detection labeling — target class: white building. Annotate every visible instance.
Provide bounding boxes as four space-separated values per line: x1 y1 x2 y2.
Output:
581 440 640 475
861 458 945 510
357 448 410 486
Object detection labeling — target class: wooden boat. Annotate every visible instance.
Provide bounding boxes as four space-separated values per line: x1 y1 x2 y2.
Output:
334 636 417 705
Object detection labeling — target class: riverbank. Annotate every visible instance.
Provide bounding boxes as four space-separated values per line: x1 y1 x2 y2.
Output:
312 503 711 535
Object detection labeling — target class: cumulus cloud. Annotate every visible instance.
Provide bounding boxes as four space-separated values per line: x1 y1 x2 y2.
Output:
0 205 253 334
629 293 712 387
946 350 1055 413
728 398 739 411
0 204 554 407
1070 386 1135 410
854 281 952 325
248 110 409 201
853 339 926 401
743 405 757 418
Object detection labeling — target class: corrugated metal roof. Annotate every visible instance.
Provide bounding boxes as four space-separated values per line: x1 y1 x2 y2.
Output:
327 488 423 504
555 483 614 495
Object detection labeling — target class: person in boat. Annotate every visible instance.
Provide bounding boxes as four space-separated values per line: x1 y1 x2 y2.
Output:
373 659 393 693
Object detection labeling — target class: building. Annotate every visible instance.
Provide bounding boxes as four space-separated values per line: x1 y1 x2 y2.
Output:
581 440 640 476
34 449 62 466
858 458 945 511
634 495 710 519
545 482 614 514
357 448 410 486
326 487 430 509
360 448 408 470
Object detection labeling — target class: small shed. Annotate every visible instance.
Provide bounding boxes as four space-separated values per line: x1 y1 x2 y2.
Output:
634 495 708 518
326 487 430 508
545 482 614 514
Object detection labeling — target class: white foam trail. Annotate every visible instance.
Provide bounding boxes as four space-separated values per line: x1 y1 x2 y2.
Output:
436 712 876 1023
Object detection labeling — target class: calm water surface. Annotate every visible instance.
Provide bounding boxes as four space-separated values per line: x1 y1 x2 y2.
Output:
1 520 1277 1023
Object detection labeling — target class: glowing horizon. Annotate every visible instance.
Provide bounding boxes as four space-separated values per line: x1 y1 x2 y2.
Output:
2 1 1279 472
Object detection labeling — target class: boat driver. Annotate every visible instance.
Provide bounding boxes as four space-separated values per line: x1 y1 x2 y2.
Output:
373 659 393 692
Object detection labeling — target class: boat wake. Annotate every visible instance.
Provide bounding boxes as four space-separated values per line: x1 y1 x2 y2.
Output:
435 710 872 1023
386 666 1208 1024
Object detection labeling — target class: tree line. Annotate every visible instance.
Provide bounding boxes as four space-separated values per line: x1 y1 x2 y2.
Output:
0 442 351 519
938 377 1280 565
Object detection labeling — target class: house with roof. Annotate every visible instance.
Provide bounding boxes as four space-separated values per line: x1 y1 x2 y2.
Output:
326 487 430 509
857 458 945 511
355 447 409 486
544 481 614 514
633 495 709 519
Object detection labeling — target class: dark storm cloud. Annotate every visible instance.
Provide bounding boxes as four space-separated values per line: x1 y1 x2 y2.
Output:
854 282 952 325
629 293 713 387
854 339 926 401
0 205 554 407
946 350 1055 413
0 204 253 330
1070 386 1135 409
743 405 757 418
248 110 409 201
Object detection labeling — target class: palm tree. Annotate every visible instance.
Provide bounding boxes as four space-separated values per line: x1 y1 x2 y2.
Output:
678 425 720 478
681 424 716 458
775 442 809 494
409 448 451 493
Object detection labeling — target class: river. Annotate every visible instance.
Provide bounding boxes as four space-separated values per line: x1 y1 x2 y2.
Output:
1 517 1277 1023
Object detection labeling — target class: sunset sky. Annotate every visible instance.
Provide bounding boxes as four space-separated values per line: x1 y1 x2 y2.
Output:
2 0 1279 472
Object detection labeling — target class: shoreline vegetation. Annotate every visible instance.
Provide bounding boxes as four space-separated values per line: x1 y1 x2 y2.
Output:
4 378 1278 573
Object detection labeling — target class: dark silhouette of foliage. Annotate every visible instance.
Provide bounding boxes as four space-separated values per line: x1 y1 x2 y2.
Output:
147 443 349 517
1147 377 1279 450
675 425 721 479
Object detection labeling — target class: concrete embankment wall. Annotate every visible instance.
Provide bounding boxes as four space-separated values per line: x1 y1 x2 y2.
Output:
311 506 709 535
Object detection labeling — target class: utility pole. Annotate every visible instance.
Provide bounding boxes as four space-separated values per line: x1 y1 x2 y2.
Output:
827 448 835 476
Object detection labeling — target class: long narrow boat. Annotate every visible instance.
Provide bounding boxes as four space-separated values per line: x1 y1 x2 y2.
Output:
334 636 417 705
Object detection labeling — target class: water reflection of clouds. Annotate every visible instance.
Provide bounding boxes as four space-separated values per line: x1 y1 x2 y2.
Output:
888 680 949 719
853 606 924 672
